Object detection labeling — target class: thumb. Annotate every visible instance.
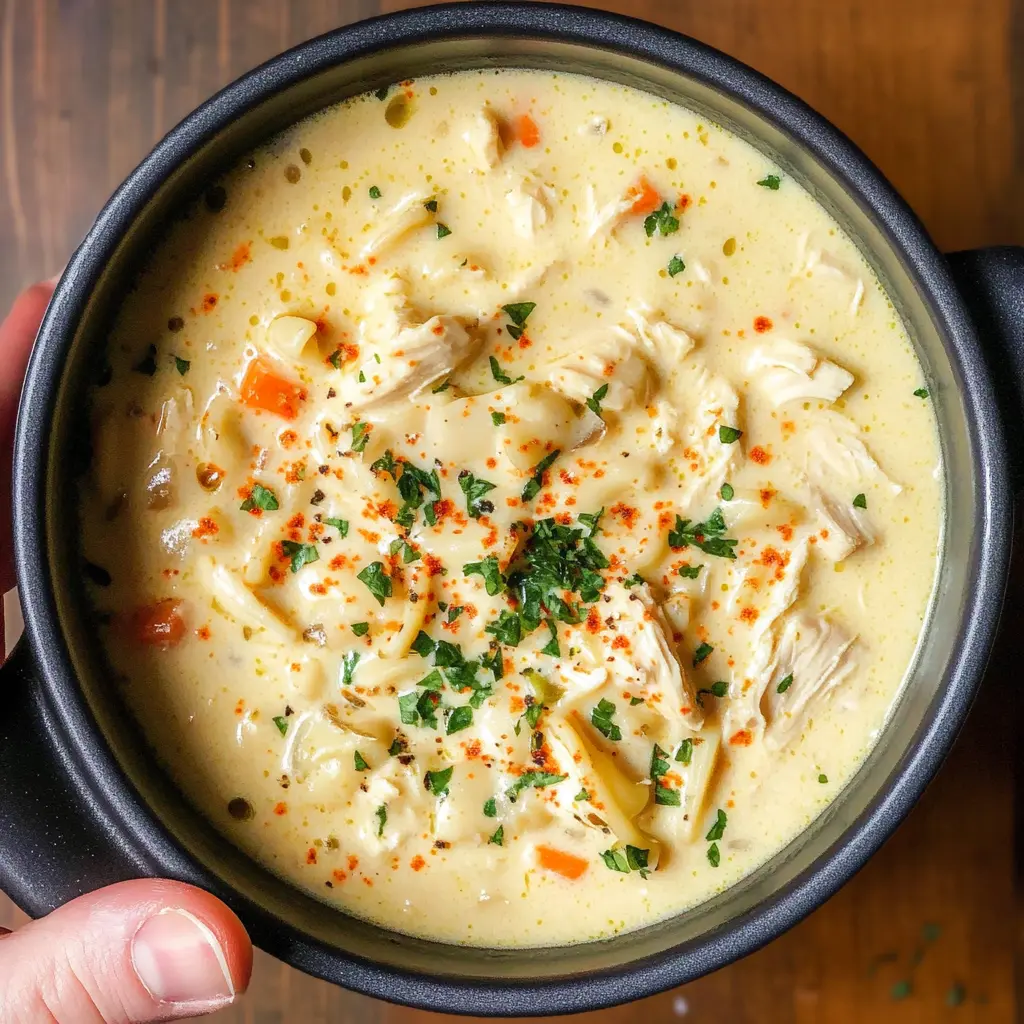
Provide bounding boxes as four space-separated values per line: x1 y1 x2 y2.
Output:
0 879 252 1022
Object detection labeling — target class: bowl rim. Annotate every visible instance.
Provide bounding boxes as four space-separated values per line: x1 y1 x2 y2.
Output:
13 2 1012 1015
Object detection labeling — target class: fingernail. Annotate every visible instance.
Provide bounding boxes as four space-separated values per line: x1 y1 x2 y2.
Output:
131 908 235 1009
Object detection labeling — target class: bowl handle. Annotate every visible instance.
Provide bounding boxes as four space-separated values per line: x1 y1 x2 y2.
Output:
947 246 1024 489
0 641 140 917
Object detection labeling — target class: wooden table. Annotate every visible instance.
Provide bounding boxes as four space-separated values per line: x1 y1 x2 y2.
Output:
1 1 1021 1020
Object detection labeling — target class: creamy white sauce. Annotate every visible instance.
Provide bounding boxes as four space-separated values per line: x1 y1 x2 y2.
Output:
81 70 941 947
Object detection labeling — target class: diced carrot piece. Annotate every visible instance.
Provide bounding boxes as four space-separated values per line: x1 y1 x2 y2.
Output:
515 113 540 148
627 175 661 215
240 357 306 420
536 845 589 880
133 599 186 649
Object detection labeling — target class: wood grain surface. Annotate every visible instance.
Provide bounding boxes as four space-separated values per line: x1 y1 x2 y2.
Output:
1 1 1022 1021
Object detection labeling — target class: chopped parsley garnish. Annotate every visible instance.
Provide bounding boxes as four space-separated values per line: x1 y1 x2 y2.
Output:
485 609 522 647
489 355 524 386
757 173 782 190
417 669 445 691
400 689 441 730
706 808 728 841
325 517 349 537
667 254 686 277
578 508 604 536
358 370 366 382
425 766 454 796
351 622 369 637
776 674 794 694
368 185 381 199
506 771 567 802
445 705 474 735
375 85 390 101
436 222 452 239
818 773 829 784
370 450 396 477
411 631 435 657
696 681 728 705
463 554 505 595
600 845 651 878
624 573 646 588
720 482 734 501
175 356 190 376
424 198 438 213
586 383 609 417
630 696 645 706
390 538 421 564
668 508 738 559
388 735 408 757
240 483 279 512
505 514 609 634
341 650 360 686
913 387 929 399
272 716 288 736
375 804 387 837
356 561 392 605
575 788 590 802
351 421 371 452
853 492 867 509
693 642 714 666
329 348 343 369
458 470 497 519
489 825 504 846
644 201 680 238
501 301 536 341
491 411 506 425
676 738 693 765
678 564 703 579
707 843 721 867
651 744 680 806
591 698 622 741
354 750 370 771
447 605 464 623
540 618 560 657
281 540 319 574
483 798 498 818
521 449 561 502
718 425 743 444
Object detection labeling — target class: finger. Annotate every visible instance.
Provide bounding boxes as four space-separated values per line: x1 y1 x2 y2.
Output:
0 279 56 597
0 878 252 1022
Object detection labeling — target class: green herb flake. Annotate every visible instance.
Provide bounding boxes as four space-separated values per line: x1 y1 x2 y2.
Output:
718 425 743 444
667 254 686 277
489 355 524 387
707 842 721 867
411 631 436 657
757 173 782 190
678 564 703 579
485 609 522 647
351 421 371 453
436 222 452 239
281 540 319 574
706 808 728 841
522 449 561 502
591 698 622 741
651 743 681 806
586 383 610 417
458 470 497 519
693 641 714 666
350 622 369 637
777 674 794 694
695 680 729 706
341 650 361 686
447 605 464 623
424 198 438 213
375 85 390 101
272 716 288 737
505 770 567 803
388 735 408 757
489 825 504 846
375 804 387 837
575 788 590 802
913 387 929 399
175 356 190 376
445 705 474 735
354 750 370 771
853 492 867 509
669 509 738 560
644 201 680 238
491 411 506 425
368 185 382 200
463 554 505 595
357 561 393 605
818 773 828 784
425 766 455 796
325 516 349 537
720 482 735 501
240 483 280 512
600 844 651 878
501 302 536 329
540 618 560 658
483 797 497 818
676 738 693 765
624 572 645 588
432 378 450 393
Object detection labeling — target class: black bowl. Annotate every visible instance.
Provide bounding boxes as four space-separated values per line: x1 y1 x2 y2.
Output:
3 3 1023 1015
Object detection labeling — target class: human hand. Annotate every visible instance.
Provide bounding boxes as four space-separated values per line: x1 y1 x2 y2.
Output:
0 281 253 1022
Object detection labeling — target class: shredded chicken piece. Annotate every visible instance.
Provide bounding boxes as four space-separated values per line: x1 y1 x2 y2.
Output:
548 326 652 411
361 191 432 259
812 487 875 562
747 338 854 408
602 582 704 731
803 409 901 494
792 231 867 316
676 367 740 506
584 184 635 240
628 309 697 363
762 613 858 748
505 177 552 238
461 105 503 171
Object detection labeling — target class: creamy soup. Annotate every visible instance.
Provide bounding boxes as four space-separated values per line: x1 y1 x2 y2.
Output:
81 70 941 947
